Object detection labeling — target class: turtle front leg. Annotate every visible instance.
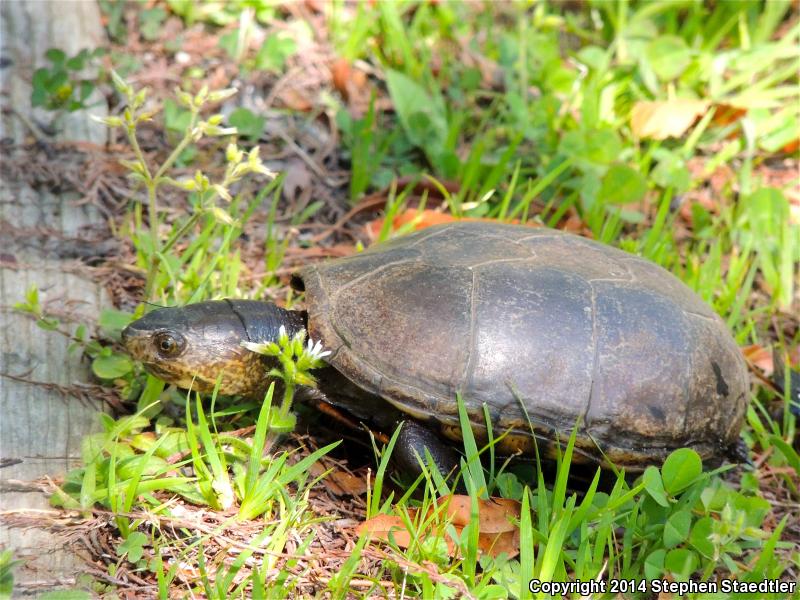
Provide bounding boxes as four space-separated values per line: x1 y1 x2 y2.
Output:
394 420 461 483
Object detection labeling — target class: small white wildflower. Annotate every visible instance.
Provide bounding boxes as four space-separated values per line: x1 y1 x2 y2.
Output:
208 88 238 103
246 146 277 178
132 89 147 110
199 121 237 137
211 184 232 202
212 477 234 510
225 142 244 164
90 114 123 128
175 177 196 191
306 338 332 361
118 159 147 176
175 89 193 108
277 325 289 347
209 206 234 225
111 70 133 97
241 340 270 354
193 170 210 191
196 85 210 103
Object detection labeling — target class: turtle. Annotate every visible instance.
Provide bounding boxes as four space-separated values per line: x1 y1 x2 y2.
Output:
122 221 750 476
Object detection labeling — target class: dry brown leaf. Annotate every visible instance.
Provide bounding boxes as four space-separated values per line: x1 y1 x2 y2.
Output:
365 209 538 240
328 469 368 496
630 100 710 140
309 460 368 497
331 58 352 97
282 159 313 204
561 212 592 236
781 138 799 154
742 344 774 375
278 87 313 112
441 495 520 532
357 494 522 559
331 56 371 115
712 104 747 129
284 244 355 260
357 513 415 548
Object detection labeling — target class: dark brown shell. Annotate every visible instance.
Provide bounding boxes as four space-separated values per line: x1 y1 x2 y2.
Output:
298 222 749 468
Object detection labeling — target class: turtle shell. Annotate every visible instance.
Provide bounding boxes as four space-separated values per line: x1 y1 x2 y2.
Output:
297 222 748 468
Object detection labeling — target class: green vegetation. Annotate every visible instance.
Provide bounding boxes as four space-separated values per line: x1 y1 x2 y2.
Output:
12 1 799 597
31 47 106 116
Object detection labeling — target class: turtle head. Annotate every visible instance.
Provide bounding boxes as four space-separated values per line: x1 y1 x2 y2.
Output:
122 300 305 397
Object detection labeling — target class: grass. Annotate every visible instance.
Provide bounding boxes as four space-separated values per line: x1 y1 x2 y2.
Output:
9 0 799 598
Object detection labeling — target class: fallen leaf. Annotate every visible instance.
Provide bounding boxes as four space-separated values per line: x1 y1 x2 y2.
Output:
331 56 371 114
278 87 313 112
285 244 355 259
440 495 521 558
742 344 774 375
781 138 799 154
309 459 368 496
561 211 592 236
357 494 522 559
441 495 520 532
358 513 415 548
395 175 461 199
282 158 313 204
711 104 747 129
630 100 710 140
364 209 454 238
365 209 538 239
331 57 352 97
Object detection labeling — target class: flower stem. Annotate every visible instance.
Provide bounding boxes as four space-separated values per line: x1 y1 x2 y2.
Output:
280 380 295 417
140 110 199 300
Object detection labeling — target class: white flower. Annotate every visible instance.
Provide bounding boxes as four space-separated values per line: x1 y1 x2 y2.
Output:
241 340 270 354
305 338 332 361
278 325 289 346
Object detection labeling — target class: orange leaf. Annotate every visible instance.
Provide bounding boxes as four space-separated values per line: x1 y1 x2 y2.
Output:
781 138 799 154
478 528 520 558
331 56 370 112
366 209 538 239
742 344 774 375
438 495 520 532
331 58 352 97
711 104 747 128
631 100 710 140
278 88 313 112
358 495 522 559
309 460 368 497
357 513 416 549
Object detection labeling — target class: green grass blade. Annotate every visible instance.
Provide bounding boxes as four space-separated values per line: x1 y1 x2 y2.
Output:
456 392 487 498
244 383 275 497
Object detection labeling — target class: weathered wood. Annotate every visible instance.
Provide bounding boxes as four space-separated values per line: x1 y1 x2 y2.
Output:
0 1 111 594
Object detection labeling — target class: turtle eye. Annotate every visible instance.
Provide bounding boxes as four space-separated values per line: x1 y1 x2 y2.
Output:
154 332 183 357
